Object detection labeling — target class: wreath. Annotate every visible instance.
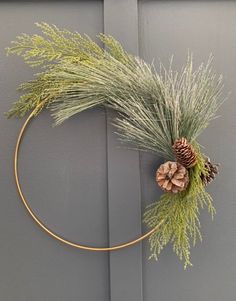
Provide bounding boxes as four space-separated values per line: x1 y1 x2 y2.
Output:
6 23 225 268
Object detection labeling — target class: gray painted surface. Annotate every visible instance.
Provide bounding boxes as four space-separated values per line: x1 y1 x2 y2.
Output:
0 2 109 301
139 1 236 301
0 1 235 301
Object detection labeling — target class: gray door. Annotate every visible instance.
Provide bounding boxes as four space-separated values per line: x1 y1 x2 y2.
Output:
0 1 235 300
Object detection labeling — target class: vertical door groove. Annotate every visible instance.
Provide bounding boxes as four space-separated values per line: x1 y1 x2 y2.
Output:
103 1 143 301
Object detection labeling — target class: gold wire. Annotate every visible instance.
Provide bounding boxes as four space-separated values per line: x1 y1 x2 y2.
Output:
14 108 163 251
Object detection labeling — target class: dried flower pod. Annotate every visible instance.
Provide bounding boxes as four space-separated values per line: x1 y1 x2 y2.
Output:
200 157 219 186
156 161 189 193
173 137 197 168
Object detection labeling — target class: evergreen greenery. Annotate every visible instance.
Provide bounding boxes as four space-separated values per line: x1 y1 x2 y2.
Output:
144 144 215 268
6 23 224 267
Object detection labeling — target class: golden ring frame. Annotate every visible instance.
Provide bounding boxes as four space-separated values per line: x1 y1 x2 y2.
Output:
14 106 163 252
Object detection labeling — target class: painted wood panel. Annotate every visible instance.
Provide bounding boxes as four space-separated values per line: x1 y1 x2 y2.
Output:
0 2 109 301
139 1 236 300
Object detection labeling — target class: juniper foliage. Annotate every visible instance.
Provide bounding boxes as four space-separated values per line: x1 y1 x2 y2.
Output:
143 145 216 268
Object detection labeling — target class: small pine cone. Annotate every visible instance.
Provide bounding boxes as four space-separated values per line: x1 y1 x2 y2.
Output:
156 161 189 193
173 137 197 168
200 157 219 186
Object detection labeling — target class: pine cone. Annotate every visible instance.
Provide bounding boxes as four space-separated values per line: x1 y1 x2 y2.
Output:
173 137 197 168
200 157 219 186
156 161 189 193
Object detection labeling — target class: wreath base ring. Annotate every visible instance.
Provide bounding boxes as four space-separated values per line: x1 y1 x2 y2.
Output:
14 107 163 252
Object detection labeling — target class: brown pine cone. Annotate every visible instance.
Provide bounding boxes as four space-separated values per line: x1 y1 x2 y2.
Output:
173 137 197 168
200 157 219 186
156 161 189 193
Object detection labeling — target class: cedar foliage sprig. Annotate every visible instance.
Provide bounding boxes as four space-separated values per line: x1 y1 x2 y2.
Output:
143 145 215 268
6 22 136 119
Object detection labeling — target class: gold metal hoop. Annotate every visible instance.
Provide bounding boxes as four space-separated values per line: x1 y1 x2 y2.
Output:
14 108 163 251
